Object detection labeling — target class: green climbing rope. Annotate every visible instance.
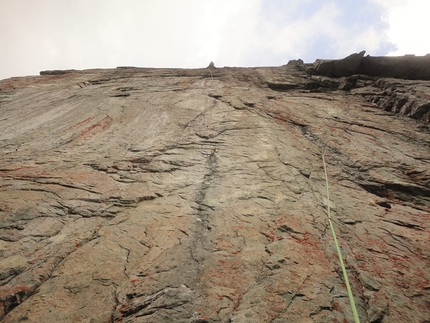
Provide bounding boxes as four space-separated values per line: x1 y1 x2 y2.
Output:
322 154 360 323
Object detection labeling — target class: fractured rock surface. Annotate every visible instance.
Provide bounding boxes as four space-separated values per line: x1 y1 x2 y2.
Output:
0 63 429 322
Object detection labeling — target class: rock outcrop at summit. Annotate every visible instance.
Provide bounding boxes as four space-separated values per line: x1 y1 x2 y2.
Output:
0 59 429 323
313 51 430 80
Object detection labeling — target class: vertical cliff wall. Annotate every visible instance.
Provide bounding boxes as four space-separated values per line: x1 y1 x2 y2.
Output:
0 62 429 322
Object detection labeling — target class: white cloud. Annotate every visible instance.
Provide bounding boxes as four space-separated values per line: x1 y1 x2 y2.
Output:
0 0 262 79
191 0 261 66
215 1 391 64
330 25 389 58
368 0 430 56
214 0 262 66
367 0 408 10
213 1 345 65
1 0 428 80
386 0 430 55
270 3 341 57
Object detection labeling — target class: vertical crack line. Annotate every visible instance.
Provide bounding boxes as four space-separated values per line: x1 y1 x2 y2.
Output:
195 148 218 220
286 274 312 311
118 244 131 279
190 148 219 269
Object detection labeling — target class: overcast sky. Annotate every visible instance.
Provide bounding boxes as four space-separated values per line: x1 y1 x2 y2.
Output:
1 0 429 80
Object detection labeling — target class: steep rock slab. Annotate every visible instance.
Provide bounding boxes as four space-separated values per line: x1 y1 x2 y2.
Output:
0 65 429 323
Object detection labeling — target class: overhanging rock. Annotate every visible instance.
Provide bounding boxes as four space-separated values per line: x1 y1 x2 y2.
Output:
312 50 366 77
312 51 430 80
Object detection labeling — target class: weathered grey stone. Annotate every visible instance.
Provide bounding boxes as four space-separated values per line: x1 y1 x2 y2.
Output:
39 69 77 75
0 62 429 323
313 50 365 77
358 54 430 80
312 52 430 80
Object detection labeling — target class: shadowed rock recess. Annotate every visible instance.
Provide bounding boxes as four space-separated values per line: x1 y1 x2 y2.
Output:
0 55 429 323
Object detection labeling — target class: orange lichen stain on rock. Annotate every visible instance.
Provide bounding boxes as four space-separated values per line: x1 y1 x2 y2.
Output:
118 304 130 313
390 254 410 263
263 100 308 126
0 165 44 179
196 308 210 319
363 237 388 255
65 117 93 131
331 301 341 311
64 115 113 145
274 216 304 235
180 79 192 90
294 232 332 266
260 229 277 242
332 319 348 323
297 232 320 250
233 293 243 311
194 308 211 321
216 239 235 250
233 224 247 231
264 294 288 320
0 164 38 172
201 258 249 311
59 169 117 195
79 115 113 140
215 233 243 254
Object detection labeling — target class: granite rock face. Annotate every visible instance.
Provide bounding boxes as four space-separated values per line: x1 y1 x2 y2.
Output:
0 62 429 323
